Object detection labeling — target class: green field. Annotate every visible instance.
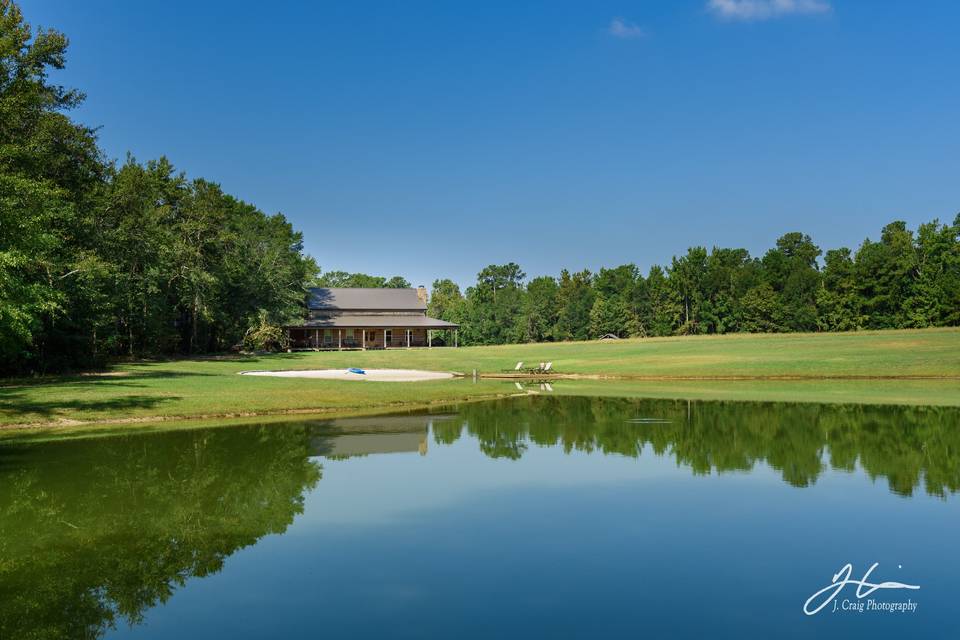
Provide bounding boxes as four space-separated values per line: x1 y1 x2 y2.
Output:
260 326 959 378
1 327 958 432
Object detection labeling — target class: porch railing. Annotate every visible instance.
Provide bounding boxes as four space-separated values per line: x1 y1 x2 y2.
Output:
287 333 447 350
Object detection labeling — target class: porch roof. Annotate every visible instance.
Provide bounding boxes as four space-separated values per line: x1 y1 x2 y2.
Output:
288 315 458 329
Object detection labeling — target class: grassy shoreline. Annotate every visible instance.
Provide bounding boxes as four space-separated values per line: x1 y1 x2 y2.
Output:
1 327 958 434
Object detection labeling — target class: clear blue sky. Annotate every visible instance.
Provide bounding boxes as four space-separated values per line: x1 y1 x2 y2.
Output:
23 0 960 288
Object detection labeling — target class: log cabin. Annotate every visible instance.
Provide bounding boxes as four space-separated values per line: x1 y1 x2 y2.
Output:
285 286 459 350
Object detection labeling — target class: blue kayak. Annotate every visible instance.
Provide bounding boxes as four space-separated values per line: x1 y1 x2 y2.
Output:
348 368 366 375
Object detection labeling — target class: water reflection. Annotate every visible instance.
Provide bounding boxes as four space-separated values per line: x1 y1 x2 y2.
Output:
308 414 440 458
0 424 321 639
0 396 957 638
439 396 960 497
0 416 442 639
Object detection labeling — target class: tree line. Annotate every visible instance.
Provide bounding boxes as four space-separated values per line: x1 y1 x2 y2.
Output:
1 2 318 374
424 220 959 345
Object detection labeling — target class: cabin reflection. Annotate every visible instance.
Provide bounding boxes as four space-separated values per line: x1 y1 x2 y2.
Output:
306 414 457 459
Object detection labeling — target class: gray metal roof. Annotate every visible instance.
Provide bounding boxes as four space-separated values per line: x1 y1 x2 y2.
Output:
307 288 426 311
291 315 458 328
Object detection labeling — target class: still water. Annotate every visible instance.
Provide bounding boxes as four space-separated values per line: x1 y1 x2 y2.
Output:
1 395 957 639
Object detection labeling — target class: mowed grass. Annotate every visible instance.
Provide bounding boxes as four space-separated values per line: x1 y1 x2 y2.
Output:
1 327 957 430
546 379 960 407
250 326 960 378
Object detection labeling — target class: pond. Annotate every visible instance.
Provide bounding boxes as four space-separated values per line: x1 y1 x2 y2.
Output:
1 395 957 639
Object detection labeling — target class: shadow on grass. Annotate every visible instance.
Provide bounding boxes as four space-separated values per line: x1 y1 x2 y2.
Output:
0 391 180 420
0 352 318 388
0 369 221 390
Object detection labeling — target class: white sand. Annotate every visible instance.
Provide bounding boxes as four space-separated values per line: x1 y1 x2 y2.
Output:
239 368 455 382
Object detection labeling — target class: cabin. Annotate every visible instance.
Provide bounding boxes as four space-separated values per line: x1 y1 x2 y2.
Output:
285 286 459 350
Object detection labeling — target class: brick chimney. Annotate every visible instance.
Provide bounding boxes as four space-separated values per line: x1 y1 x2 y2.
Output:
416 285 428 305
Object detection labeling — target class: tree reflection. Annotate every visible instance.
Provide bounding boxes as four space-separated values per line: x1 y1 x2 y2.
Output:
0 425 322 639
434 397 960 497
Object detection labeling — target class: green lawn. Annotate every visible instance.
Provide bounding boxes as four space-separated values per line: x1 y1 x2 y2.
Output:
1 327 958 431
258 326 960 378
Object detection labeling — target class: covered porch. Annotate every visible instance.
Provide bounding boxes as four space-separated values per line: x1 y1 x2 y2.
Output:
286 323 459 351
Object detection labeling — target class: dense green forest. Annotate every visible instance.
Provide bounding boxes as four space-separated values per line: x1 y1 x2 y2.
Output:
1 1 958 373
425 216 960 345
0 2 318 373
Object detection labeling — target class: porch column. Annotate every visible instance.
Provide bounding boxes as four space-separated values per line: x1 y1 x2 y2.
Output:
314 329 319 350
362 329 366 350
384 329 387 349
338 329 342 351
428 330 432 348
454 329 458 348
407 329 410 349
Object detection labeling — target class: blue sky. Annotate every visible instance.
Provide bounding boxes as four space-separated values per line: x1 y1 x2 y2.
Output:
23 0 960 288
